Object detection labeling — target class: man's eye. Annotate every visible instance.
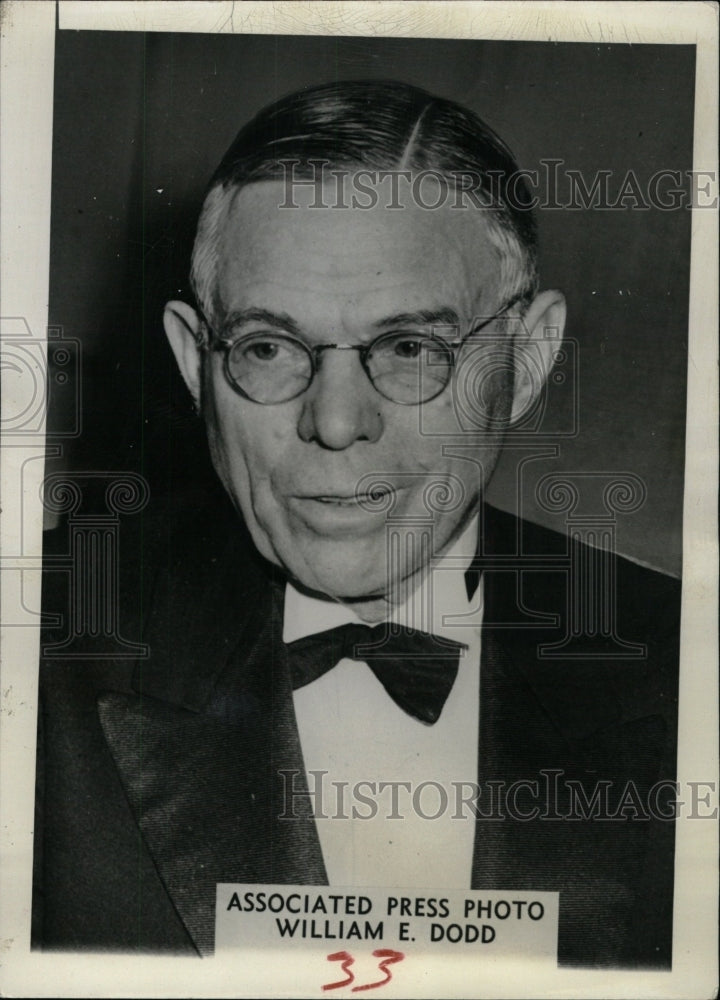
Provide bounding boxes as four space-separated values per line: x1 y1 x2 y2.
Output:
237 335 294 363
247 341 280 361
392 337 425 359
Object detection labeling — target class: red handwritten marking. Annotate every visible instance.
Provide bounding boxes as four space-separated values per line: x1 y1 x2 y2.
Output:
351 949 405 992
323 949 406 992
322 950 356 991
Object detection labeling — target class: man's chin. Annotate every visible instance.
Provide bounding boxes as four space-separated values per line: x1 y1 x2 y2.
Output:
252 520 420 602
288 565 389 603
278 544 395 603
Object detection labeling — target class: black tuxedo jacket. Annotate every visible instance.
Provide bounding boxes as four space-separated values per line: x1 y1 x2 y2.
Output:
32 487 680 968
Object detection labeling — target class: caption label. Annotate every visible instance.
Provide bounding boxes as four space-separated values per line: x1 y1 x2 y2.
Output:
216 884 558 988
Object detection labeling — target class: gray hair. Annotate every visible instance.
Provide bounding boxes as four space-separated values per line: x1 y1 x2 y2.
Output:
190 80 539 331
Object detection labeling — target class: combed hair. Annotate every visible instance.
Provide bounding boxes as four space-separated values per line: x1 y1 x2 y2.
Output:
190 80 539 329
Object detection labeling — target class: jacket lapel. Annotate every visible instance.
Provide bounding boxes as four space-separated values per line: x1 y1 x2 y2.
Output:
472 509 675 966
98 505 326 955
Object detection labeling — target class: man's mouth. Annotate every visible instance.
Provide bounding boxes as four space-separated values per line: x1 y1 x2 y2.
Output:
289 485 398 523
312 490 391 507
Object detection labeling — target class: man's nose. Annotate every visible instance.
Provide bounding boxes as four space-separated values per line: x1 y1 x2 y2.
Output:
297 348 383 449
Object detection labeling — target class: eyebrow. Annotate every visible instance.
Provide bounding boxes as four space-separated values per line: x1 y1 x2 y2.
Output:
221 308 303 339
374 308 461 329
219 305 462 341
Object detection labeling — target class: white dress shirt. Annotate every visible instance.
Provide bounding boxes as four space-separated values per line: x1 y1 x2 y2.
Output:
286 520 483 890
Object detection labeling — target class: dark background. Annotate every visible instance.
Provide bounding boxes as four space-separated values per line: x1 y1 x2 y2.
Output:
46 31 694 575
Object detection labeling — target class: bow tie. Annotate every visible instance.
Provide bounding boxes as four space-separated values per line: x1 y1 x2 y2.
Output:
285 623 466 725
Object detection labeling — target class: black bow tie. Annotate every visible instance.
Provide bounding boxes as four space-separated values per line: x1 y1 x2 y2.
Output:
285 623 466 725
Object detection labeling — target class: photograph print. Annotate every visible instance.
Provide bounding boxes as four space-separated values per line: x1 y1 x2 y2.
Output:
27 22 702 982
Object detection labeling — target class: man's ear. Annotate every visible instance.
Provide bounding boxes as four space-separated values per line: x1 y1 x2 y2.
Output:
509 289 567 425
163 300 204 409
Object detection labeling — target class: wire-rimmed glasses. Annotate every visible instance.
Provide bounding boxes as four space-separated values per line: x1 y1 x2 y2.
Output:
203 301 517 406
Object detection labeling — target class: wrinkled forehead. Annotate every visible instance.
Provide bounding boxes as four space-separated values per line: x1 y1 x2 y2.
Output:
215 178 503 320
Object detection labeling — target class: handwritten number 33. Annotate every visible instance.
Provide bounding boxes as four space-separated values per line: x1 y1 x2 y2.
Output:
323 949 405 992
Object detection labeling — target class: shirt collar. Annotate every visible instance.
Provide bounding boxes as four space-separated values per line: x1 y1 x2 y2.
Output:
283 516 481 644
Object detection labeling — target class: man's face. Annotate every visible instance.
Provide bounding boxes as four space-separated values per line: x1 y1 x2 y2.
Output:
200 179 513 601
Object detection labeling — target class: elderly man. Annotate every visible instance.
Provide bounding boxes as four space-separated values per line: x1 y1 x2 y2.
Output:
32 81 680 968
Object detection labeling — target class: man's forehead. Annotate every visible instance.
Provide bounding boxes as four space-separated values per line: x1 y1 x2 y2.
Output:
217 179 502 295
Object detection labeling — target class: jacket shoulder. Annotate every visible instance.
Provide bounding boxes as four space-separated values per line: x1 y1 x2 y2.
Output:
482 503 681 634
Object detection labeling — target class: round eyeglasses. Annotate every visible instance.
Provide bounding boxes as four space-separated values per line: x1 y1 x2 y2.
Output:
204 303 516 406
